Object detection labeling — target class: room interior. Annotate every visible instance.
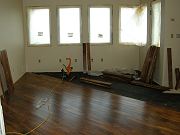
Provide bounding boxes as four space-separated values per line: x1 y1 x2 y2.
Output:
0 0 180 134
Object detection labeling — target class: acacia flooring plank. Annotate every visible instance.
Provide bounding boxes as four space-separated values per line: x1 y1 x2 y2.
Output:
167 48 173 89
0 50 14 96
2 73 180 135
141 46 158 83
83 43 87 72
87 43 91 71
146 47 159 83
80 77 112 86
175 68 180 90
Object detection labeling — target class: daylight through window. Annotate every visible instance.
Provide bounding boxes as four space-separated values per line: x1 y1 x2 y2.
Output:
28 8 50 45
120 6 147 45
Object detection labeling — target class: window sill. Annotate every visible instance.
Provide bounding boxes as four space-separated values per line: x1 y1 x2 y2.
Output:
119 42 146 47
58 43 82 46
27 44 51 47
58 43 113 46
89 43 112 46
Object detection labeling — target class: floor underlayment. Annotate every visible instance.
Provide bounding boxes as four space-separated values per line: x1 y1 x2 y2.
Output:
37 72 180 111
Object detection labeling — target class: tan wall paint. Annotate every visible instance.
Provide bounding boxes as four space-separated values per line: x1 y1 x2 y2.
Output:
140 0 180 87
23 0 140 72
138 0 162 85
0 0 25 82
162 0 180 87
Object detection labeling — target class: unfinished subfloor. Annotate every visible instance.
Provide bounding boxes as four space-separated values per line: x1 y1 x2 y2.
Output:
2 73 180 135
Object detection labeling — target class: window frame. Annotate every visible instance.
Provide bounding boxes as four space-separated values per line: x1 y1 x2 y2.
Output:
57 6 82 46
88 6 113 45
26 7 52 47
150 0 161 47
119 5 148 46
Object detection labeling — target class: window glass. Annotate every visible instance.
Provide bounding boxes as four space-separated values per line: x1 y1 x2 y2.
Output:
89 7 111 43
58 8 81 44
120 6 147 45
152 2 161 47
28 8 50 45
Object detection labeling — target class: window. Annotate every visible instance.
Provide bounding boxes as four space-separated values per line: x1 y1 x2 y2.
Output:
89 7 111 44
58 7 81 44
120 6 147 45
28 8 50 45
151 1 161 47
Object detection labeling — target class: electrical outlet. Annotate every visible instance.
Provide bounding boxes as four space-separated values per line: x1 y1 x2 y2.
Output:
74 59 77 62
38 59 41 63
171 34 174 38
176 34 180 38
101 58 103 62
91 58 93 62
171 18 175 22
59 59 61 63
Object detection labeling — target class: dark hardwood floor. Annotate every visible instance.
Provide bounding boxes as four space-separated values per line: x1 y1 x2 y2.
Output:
2 73 180 135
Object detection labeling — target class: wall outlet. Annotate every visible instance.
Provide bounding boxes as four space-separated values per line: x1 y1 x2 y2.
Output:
38 59 41 63
171 34 174 38
91 58 93 62
176 34 180 38
74 59 77 62
170 18 175 22
101 58 103 62
59 59 61 63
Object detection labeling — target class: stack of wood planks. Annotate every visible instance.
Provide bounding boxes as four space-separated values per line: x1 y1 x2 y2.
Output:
167 48 173 88
175 68 180 90
130 46 169 90
80 77 112 88
83 43 91 72
0 50 14 98
102 71 133 83
140 46 159 83
102 46 169 91
131 80 169 91
103 46 160 85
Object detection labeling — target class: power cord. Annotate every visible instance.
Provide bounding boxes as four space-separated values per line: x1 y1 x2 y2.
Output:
6 89 54 135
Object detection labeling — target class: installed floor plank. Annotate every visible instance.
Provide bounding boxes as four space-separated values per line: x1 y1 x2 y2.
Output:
2 73 180 135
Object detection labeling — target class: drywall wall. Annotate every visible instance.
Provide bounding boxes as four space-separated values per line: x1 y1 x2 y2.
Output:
161 0 180 87
23 0 140 72
0 0 25 82
140 0 180 87
139 0 165 86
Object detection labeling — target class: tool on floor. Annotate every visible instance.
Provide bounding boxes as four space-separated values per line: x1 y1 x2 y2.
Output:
64 58 73 76
80 77 112 88
61 68 66 81
61 58 73 80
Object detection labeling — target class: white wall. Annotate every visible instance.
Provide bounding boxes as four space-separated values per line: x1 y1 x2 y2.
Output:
0 0 25 82
140 0 180 87
161 0 180 87
23 0 140 72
